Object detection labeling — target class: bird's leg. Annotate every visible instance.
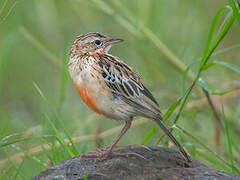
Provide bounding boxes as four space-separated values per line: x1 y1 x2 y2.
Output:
103 119 132 153
81 118 133 160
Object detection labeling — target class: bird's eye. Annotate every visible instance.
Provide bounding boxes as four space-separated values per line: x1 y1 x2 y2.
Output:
94 40 102 45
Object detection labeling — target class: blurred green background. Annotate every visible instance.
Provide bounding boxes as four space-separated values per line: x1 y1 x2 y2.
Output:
0 0 240 179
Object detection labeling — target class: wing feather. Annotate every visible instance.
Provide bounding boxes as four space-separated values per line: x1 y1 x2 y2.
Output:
98 54 160 115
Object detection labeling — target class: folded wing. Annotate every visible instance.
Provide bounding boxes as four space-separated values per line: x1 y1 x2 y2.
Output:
98 54 161 118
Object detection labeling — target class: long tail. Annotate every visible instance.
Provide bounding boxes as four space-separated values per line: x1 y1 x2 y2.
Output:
153 117 191 162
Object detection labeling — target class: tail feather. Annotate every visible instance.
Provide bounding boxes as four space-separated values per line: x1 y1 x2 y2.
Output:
153 117 191 162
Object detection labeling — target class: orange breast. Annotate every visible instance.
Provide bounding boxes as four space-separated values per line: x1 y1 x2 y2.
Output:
74 81 103 115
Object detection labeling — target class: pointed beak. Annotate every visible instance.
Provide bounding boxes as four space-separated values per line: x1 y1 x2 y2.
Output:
107 38 124 45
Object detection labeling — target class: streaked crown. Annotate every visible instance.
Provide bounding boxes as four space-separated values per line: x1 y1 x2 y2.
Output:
70 32 123 56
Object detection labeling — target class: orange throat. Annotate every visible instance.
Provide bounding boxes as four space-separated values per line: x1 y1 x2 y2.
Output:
91 49 106 56
74 81 102 115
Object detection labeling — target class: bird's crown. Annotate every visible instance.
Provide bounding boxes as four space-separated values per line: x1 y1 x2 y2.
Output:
70 32 123 56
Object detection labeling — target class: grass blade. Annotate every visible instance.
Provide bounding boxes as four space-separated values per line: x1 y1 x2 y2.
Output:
198 78 213 94
140 125 158 145
176 125 240 173
201 11 235 70
141 91 187 144
229 0 240 25
54 115 80 155
45 115 74 157
0 165 15 180
4 152 27 180
174 8 235 125
13 158 25 180
213 60 240 74
83 170 88 180
33 81 80 155
196 151 232 171
0 135 53 148
200 7 228 68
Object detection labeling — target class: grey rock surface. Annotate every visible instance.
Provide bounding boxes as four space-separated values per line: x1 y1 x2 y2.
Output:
33 146 240 180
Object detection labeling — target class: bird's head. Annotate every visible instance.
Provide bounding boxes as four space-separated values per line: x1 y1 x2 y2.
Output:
70 32 123 56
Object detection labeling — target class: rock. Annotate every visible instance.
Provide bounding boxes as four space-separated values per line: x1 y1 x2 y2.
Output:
33 146 240 180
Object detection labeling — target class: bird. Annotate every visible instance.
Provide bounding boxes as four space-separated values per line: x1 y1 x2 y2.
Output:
68 32 190 162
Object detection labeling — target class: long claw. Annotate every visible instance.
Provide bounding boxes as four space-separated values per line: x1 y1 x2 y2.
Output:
79 144 144 161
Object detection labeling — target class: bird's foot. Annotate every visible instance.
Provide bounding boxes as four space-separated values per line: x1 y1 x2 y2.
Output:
80 146 129 161
80 144 144 162
97 144 139 151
